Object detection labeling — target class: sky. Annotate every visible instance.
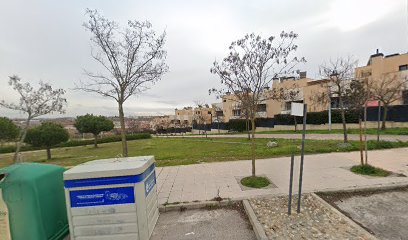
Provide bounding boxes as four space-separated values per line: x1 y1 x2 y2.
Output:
0 0 407 118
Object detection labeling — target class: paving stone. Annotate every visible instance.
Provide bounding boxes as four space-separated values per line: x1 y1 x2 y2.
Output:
249 194 369 240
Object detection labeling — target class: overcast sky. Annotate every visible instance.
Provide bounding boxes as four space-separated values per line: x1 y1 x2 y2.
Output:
1 0 407 118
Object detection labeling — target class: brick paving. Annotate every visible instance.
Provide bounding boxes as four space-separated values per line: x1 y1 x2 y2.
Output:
156 147 408 205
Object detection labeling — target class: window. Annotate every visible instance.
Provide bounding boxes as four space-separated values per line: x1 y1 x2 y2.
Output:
216 111 224 117
232 109 241 116
361 71 371 77
257 104 267 112
284 101 303 111
403 90 408 105
399 65 408 71
223 99 226 102
208 111 211 114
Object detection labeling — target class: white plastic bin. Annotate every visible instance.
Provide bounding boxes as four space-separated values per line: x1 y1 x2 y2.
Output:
63 156 159 240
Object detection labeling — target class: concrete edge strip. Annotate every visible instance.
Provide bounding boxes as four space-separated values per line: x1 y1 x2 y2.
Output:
310 193 378 240
242 199 268 240
313 182 408 194
159 199 236 213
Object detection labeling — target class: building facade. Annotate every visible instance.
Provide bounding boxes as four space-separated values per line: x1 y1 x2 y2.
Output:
355 51 408 105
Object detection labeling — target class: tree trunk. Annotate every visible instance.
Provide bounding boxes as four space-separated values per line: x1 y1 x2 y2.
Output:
339 98 348 143
246 119 250 140
358 118 364 165
118 102 128 157
381 104 388 130
46 147 51 160
13 118 30 163
93 133 98 148
250 117 256 177
364 103 368 165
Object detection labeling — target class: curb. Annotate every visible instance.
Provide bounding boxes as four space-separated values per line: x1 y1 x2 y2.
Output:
159 199 235 212
314 182 408 194
310 193 378 240
242 199 268 240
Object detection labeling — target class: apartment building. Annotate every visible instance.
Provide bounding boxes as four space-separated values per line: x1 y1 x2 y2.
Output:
193 105 213 125
175 107 194 125
355 50 408 105
220 74 330 122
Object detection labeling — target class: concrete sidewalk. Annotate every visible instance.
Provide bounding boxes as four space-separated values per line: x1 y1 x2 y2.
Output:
169 133 408 142
156 148 408 205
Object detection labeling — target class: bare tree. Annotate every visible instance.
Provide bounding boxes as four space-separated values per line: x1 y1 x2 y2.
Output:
210 32 305 177
0 76 66 162
318 57 358 143
127 119 140 134
77 9 168 157
280 86 301 132
370 74 408 129
193 101 209 137
211 103 224 134
345 80 370 165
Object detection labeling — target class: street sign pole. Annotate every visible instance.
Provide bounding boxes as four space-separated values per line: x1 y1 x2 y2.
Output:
297 104 307 213
288 153 295 215
328 104 332 131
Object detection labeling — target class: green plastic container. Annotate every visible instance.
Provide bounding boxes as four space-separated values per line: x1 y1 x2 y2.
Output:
0 163 69 240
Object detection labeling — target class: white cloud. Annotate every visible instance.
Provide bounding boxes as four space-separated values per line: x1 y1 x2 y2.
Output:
318 0 402 31
0 0 407 118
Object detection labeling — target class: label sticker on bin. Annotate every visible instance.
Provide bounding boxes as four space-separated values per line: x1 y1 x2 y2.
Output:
145 171 156 196
70 187 135 208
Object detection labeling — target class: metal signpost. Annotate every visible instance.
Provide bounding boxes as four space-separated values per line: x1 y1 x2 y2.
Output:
288 153 295 215
288 103 307 214
297 104 307 213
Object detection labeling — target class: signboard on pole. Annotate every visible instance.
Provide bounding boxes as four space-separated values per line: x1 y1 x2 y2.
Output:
291 102 304 116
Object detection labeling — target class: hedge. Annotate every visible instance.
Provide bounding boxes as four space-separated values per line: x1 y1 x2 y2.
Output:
274 109 360 125
227 118 275 132
0 133 151 154
228 119 251 132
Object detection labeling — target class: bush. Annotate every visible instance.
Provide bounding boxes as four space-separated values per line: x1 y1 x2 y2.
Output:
228 119 251 132
274 114 302 125
0 133 151 153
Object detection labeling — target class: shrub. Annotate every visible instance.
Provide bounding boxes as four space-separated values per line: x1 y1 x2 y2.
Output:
0 133 151 154
228 119 251 132
274 109 360 125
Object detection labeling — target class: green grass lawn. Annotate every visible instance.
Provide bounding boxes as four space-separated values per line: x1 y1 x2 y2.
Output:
351 164 391 177
1 137 407 169
241 176 270 188
256 127 408 135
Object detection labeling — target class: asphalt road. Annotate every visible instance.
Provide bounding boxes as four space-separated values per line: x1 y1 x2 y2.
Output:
151 207 256 240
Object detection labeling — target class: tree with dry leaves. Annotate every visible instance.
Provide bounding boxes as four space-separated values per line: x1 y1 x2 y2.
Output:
318 57 358 143
345 79 371 165
0 76 66 162
210 32 305 177
77 9 168 157
370 74 408 129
